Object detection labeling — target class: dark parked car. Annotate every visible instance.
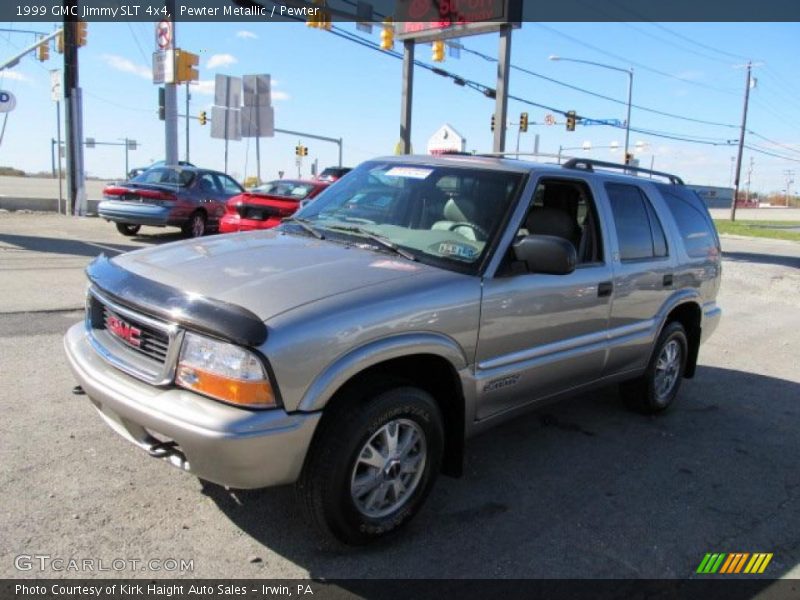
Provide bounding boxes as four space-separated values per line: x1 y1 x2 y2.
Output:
219 179 329 233
98 166 244 238
128 160 194 180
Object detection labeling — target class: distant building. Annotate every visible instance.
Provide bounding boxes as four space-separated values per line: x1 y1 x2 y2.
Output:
427 124 466 155
686 185 734 209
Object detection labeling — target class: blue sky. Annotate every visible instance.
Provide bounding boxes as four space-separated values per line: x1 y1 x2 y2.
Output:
0 20 798 192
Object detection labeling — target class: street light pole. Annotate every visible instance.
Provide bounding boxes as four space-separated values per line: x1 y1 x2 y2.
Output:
549 55 634 161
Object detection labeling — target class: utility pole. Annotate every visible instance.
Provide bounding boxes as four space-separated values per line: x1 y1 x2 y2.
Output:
731 61 753 222
493 25 512 153
745 157 754 204
784 169 795 207
164 0 178 166
63 8 86 216
399 39 414 154
185 82 190 162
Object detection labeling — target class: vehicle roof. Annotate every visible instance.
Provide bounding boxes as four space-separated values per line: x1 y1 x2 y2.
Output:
372 154 681 186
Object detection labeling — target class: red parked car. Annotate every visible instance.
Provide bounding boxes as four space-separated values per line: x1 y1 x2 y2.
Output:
219 179 329 233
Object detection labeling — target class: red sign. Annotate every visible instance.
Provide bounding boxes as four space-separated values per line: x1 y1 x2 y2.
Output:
395 0 521 43
155 20 172 51
107 314 142 349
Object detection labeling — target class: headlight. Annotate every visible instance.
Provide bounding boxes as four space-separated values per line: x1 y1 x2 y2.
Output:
175 332 276 408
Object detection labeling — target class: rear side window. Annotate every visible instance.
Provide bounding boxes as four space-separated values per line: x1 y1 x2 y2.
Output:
606 183 668 261
658 185 720 258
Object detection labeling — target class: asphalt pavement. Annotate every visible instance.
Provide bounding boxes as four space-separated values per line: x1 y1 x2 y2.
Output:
0 213 798 580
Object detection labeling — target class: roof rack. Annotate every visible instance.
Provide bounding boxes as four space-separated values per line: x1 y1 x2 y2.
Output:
561 158 684 185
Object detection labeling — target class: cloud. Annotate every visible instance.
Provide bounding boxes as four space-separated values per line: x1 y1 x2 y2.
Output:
194 80 215 95
272 91 290 102
101 54 151 80
236 30 258 40
206 54 238 70
1 71 31 83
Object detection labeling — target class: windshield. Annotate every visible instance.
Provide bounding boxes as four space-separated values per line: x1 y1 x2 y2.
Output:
251 180 316 199
132 167 194 186
293 161 524 272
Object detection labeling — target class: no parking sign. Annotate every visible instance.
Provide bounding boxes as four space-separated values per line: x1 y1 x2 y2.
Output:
0 91 16 113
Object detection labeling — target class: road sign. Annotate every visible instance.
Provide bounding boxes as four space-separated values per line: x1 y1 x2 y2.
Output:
85 137 95 148
243 74 271 107
214 74 242 108
155 20 172 50
50 70 62 102
242 105 275 138
544 113 556 126
0 91 16 113
211 106 241 141
152 51 174 84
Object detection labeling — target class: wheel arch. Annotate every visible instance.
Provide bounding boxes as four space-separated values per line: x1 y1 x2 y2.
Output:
299 335 469 478
662 300 702 378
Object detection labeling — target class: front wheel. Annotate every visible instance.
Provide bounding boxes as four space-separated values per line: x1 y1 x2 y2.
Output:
182 212 206 238
115 223 141 236
621 321 688 414
297 386 443 545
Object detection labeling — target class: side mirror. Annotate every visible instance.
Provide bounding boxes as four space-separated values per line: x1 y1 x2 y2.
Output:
512 234 576 275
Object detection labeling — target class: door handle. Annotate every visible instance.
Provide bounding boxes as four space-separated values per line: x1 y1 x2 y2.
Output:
663 274 673 287
598 281 613 297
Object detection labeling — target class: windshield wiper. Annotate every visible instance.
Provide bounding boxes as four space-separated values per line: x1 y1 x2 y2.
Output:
324 225 417 261
281 216 325 240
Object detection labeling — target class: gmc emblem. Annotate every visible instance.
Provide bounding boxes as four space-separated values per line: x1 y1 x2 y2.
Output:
107 314 142 348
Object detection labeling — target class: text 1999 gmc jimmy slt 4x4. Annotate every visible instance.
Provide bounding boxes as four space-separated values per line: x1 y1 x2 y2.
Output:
64 155 721 544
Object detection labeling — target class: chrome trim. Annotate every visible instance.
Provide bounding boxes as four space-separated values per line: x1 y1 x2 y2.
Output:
87 286 184 386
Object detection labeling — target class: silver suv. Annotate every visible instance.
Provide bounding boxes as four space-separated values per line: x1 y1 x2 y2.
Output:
64 155 722 544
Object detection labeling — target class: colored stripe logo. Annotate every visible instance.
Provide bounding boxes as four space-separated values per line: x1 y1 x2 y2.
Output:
696 553 773 574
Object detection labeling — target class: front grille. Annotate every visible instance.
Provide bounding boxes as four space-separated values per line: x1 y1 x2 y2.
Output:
101 305 169 363
86 287 182 385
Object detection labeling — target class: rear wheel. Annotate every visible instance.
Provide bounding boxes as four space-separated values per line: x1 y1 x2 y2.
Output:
115 223 141 236
297 386 443 545
621 321 688 414
182 212 206 238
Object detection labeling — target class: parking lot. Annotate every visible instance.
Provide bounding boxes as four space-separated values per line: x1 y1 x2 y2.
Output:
1 212 798 579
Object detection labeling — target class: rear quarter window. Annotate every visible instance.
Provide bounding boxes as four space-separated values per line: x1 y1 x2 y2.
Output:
657 185 720 259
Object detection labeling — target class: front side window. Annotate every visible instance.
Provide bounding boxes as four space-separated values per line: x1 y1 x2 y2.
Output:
606 183 668 261
294 161 524 272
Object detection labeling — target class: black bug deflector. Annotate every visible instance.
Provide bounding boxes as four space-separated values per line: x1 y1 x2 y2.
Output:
86 254 268 346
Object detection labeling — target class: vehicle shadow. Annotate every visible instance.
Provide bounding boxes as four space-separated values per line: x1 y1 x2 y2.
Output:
722 250 800 269
201 366 800 581
0 229 192 258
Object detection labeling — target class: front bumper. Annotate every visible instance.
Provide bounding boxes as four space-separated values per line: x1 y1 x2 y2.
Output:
63 322 320 489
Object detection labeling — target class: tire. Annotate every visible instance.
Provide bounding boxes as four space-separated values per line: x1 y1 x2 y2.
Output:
115 223 141 236
297 386 444 545
621 321 688 414
182 212 206 238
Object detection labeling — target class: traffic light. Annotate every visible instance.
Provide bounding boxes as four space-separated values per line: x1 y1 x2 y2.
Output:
380 18 394 51
566 110 576 132
624 152 634 165
432 40 445 62
307 0 324 27
319 9 332 30
76 21 87 47
491 114 496 132
302 146 308 157
175 49 199 83
158 87 165 121
56 31 63 53
37 40 49 62
520 112 528 133
296 144 308 156
199 111 207 126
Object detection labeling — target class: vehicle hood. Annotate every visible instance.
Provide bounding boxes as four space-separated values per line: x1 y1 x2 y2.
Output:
111 230 437 321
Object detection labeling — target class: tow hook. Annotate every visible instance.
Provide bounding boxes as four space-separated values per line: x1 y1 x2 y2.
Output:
148 440 179 458
72 385 86 395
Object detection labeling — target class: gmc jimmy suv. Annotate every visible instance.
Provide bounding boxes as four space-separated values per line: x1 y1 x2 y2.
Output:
64 155 721 544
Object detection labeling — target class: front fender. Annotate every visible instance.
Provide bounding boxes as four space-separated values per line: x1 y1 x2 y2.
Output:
297 332 468 412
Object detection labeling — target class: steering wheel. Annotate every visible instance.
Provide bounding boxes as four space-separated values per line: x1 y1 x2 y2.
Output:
448 221 488 240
